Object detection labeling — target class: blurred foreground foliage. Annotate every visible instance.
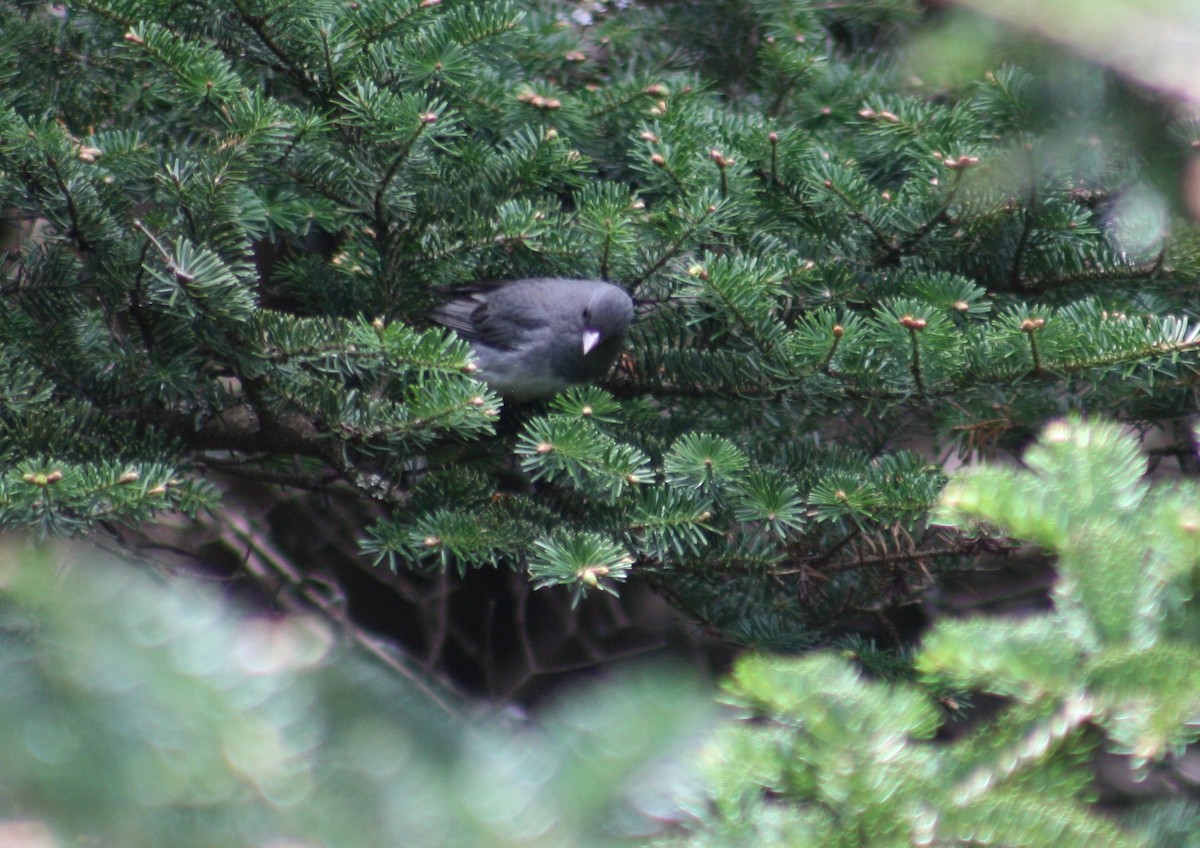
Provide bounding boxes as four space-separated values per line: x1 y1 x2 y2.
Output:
0 541 711 848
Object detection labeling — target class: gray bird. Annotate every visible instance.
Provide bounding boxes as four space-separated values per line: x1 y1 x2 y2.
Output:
432 278 634 399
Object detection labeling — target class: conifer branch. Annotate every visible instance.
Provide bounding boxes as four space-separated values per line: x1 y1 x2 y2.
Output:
823 178 893 253
892 169 964 259
631 202 717 286
374 118 433 234
1022 253 1168 291
1008 156 1039 290
318 26 338 98
46 154 90 253
213 507 463 717
231 1 317 96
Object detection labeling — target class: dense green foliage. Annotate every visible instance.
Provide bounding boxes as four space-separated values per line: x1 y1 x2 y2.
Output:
2 0 1198 650
665 417 1200 847
5 419 1199 847
2 0 1200 842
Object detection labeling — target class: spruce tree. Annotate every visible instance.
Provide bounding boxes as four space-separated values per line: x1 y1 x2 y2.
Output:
1 0 1198 670
3 0 1200 845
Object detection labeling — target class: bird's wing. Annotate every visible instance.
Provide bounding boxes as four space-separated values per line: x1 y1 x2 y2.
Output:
431 281 551 351
428 292 487 339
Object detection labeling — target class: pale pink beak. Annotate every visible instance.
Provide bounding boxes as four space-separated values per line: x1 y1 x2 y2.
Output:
582 329 601 355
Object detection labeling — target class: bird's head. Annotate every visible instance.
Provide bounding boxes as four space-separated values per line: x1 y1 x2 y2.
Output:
580 286 634 356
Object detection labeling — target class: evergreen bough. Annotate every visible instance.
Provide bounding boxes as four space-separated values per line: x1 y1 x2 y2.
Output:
668 417 1200 848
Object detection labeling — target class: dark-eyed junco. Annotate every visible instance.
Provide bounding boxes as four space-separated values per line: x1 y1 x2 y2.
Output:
432 278 634 399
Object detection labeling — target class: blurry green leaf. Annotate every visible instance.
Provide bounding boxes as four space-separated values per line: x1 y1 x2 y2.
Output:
0 540 709 848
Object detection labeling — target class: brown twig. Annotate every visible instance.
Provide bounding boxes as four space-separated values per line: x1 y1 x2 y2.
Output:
214 508 465 718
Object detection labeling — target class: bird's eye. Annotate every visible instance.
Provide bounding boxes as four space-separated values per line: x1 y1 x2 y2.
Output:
582 308 591 322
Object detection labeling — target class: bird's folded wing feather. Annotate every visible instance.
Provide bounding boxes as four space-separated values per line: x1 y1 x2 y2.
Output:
429 295 486 339
431 283 549 351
